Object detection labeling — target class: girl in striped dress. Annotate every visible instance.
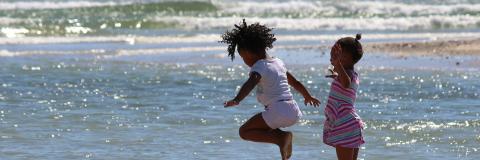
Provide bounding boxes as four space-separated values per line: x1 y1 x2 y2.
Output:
324 34 365 160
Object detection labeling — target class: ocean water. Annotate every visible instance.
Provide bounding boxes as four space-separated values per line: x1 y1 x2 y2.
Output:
0 0 479 160
0 52 479 160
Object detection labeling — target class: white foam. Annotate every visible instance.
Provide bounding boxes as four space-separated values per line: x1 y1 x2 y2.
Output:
65 26 92 34
0 17 26 25
1 31 480 45
0 31 479 57
154 15 480 31
341 1 480 17
3 0 479 16
0 1 130 10
214 1 480 17
116 46 224 56
0 49 101 57
0 46 225 57
0 35 221 45
1 27 29 38
0 36 129 44
278 32 480 42
214 1 326 15
206 1 480 31
1 0 479 32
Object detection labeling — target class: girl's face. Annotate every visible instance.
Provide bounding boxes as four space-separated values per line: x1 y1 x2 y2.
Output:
238 48 258 67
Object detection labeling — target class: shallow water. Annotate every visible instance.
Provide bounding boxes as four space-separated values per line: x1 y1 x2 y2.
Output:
0 53 479 160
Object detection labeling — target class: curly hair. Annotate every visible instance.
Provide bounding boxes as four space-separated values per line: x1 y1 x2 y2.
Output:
219 19 276 61
337 33 363 64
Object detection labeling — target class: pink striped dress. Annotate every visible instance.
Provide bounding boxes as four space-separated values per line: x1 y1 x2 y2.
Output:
323 70 364 148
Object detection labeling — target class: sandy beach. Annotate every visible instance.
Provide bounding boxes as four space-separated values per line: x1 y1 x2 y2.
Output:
365 38 480 56
279 37 480 57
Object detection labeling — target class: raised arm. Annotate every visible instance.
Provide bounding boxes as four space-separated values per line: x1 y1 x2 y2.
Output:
224 72 261 107
287 72 320 107
332 44 351 88
334 62 351 88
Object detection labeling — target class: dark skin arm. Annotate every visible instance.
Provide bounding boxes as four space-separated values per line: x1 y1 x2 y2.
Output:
287 72 321 107
332 44 352 88
224 72 261 107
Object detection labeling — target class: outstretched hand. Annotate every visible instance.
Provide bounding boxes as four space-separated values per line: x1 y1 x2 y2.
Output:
325 68 338 78
224 99 239 108
304 96 321 107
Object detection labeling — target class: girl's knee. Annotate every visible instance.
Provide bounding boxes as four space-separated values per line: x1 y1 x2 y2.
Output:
238 127 248 140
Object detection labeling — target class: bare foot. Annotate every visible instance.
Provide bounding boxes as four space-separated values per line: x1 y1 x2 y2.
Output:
278 131 292 160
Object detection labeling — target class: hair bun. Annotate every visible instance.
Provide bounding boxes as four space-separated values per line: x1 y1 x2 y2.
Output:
355 33 362 41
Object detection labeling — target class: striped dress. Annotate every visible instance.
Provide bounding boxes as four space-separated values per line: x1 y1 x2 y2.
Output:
323 70 364 148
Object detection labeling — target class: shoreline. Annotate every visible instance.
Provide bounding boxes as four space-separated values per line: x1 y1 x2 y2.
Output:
364 38 480 57
280 37 480 57
0 36 478 58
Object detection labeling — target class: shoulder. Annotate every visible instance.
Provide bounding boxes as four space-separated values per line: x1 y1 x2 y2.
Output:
346 70 358 79
349 70 360 86
271 57 287 70
250 59 268 75
351 70 359 81
251 59 267 69
272 57 285 65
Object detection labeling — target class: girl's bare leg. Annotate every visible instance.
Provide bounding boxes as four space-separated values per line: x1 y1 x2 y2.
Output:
335 146 355 160
239 113 292 160
273 129 292 158
353 148 359 160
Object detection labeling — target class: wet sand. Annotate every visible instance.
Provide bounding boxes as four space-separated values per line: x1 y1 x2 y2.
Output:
280 38 480 57
365 38 480 56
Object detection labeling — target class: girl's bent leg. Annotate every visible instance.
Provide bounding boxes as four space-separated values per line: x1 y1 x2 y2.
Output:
238 113 274 142
239 113 292 160
335 146 356 160
273 129 293 159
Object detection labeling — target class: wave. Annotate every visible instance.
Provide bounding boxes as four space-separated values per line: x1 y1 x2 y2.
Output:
154 15 480 31
2 1 479 17
1 31 480 57
0 1 217 11
213 1 480 18
0 49 102 57
0 1 216 12
2 15 479 37
0 0 479 33
0 1 128 10
2 32 480 45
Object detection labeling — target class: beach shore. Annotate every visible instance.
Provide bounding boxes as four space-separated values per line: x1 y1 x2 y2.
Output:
0 36 478 60
365 38 480 56
280 37 480 57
